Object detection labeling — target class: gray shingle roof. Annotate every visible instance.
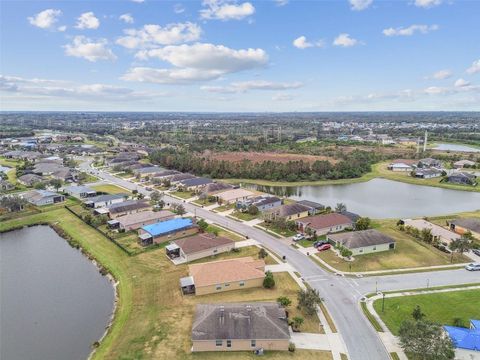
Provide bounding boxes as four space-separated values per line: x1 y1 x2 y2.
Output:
450 218 480 233
328 229 395 249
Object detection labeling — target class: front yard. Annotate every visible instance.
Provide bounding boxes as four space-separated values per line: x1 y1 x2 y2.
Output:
230 210 259 221
258 221 297 237
171 190 196 199
188 245 278 265
92 184 130 194
373 289 480 335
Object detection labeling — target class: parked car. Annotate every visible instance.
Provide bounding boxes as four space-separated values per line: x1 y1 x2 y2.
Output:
465 263 480 271
472 249 480 257
292 233 305 242
317 244 331 252
314 240 329 248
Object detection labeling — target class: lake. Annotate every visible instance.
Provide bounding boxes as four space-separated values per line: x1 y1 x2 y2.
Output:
0 226 115 360
432 143 480 153
245 178 480 218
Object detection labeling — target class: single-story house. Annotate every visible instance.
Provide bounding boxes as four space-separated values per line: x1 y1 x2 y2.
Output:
216 188 256 204
116 210 174 231
0 165 11 174
201 182 234 196
17 173 44 186
339 211 361 223
63 185 97 199
178 177 214 191
296 213 354 236
0 180 14 192
84 194 127 208
448 218 480 239
444 319 480 352
134 166 163 178
402 219 460 245
297 200 325 215
166 233 235 263
447 172 477 186
418 158 442 168
169 173 196 184
327 229 396 255
191 302 290 352
454 160 476 169
107 199 152 218
236 196 282 212
263 203 311 222
414 168 443 179
21 190 65 206
139 217 199 246
150 169 180 180
387 162 413 172
181 257 265 296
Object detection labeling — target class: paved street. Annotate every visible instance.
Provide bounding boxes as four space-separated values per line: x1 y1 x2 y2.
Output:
79 159 480 360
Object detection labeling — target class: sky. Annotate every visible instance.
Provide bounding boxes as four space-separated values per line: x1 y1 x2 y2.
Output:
1 0 479 112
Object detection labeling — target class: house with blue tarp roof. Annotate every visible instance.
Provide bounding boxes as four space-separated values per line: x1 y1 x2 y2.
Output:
139 217 198 246
444 320 480 351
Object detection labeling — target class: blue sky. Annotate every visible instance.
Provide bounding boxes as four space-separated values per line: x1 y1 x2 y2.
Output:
1 0 479 111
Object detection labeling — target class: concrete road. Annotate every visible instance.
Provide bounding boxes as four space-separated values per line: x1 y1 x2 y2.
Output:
79 159 480 360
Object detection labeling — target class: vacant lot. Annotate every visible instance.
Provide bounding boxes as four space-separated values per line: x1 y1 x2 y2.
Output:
92 184 129 194
374 289 480 335
208 151 337 164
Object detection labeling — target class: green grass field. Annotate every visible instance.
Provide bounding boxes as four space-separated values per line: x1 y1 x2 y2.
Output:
374 289 480 335
258 221 297 237
230 210 258 221
316 219 470 272
92 184 130 194
188 245 278 265
171 190 196 199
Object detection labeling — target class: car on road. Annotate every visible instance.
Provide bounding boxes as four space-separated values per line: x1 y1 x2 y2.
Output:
317 244 331 252
292 233 305 242
313 240 329 248
472 249 480 257
465 263 480 271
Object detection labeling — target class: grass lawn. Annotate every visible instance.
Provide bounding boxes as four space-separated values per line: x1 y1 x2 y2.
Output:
78 172 99 184
374 289 480 335
92 184 130 194
115 172 134 178
258 222 297 238
192 198 217 206
206 224 245 242
1 209 323 359
316 220 470 272
188 245 278 265
213 203 235 212
230 211 258 221
171 191 195 199
297 236 327 248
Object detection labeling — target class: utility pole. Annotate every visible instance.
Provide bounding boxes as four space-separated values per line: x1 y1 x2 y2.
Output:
423 130 428 152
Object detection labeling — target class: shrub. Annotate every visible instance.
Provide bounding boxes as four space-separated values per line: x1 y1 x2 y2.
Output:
263 271 275 289
288 343 296 352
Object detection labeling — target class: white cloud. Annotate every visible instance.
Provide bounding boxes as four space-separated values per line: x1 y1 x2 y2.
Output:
349 0 373 11
28 9 62 29
64 36 116 62
124 43 268 84
116 22 201 49
200 0 255 21
293 36 324 49
430 69 452 80
333 33 360 47
272 93 294 101
454 78 470 88
274 0 289 6
57 25 67 32
119 13 134 24
174 3 186 13
424 86 450 95
414 0 442 8
75 12 100 29
131 0 145 3
383 24 438 37
466 59 480 74
201 80 303 93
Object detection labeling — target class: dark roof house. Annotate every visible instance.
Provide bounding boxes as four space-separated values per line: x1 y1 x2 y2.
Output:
327 229 396 255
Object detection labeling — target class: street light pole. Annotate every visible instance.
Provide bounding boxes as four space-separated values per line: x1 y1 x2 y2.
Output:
382 293 385 313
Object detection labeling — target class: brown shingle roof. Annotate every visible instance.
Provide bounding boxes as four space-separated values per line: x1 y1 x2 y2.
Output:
266 203 311 217
173 233 234 255
189 257 265 287
297 213 353 230
116 210 174 227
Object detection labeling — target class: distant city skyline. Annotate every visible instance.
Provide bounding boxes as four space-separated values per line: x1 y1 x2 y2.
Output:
1 0 479 112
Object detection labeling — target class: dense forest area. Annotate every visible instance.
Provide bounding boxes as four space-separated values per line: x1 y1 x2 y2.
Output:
150 149 380 182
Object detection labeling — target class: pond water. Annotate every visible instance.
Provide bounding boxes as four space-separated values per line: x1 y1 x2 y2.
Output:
432 143 480 152
0 225 115 360
245 178 480 218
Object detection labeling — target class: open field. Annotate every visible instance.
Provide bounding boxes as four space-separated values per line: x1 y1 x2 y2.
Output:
316 219 470 272
373 289 480 335
188 245 278 265
206 224 245 242
91 184 130 194
1 208 325 359
207 151 338 164
171 190 195 199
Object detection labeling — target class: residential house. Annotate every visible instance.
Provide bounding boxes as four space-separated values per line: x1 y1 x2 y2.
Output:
166 233 235 263
402 219 460 245
107 199 152 218
0 165 11 175
327 229 396 256
84 194 127 208
339 211 361 223
139 217 199 246
418 158 442 168
414 168 443 179
0 180 14 192
201 182 234 196
17 174 44 186
236 196 282 212
296 213 354 236
21 190 65 206
181 257 265 296
297 200 325 215
150 170 181 180
134 166 163 178
191 302 290 352
448 218 480 239
170 173 196 184
263 203 311 222
454 160 476 169
387 162 414 172
447 172 477 186
116 210 174 231
215 188 256 204
33 162 74 182
178 177 214 191
444 319 480 352
63 185 97 199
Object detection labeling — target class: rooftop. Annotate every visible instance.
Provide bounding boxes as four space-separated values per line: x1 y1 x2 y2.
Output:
86 194 127 203
173 233 234 255
297 199 325 210
266 203 311 217
142 217 194 236
297 213 353 229
328 229 395 249
116 210 173 227
179 177 214 187
450 218 480 233
216 188 255 202
107 199 151 214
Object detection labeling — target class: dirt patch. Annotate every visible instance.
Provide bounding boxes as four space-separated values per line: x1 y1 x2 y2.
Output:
205 151 337 164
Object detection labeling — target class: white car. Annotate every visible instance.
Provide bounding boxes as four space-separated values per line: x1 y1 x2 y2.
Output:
465 263 480 271
292 234 305 242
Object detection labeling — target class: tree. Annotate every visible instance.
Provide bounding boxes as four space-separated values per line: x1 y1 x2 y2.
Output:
176 204 186 216
277 296 292 308
49 178 63 191
247 205 259 215
355 217 371 230
412 305 425 321
33 182 46 190
297 288 323 316
335 203 347 213
420 228 433 244
398 320 455 360
340 247 353 258
263 271 275 289
197 219 209 232
150 190 163 203
0 195 27 212
449 236 473 262
258 248 268 259
292 316 304 331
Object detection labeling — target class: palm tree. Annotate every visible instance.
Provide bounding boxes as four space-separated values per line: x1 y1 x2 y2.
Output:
449 236 473 262
335 203 347 213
